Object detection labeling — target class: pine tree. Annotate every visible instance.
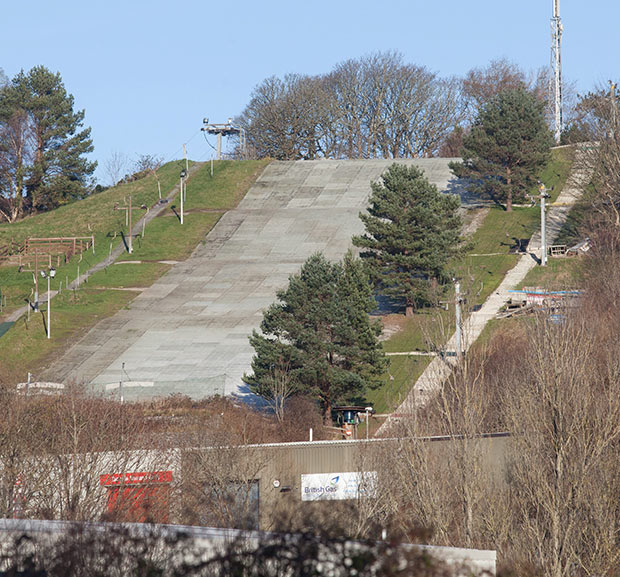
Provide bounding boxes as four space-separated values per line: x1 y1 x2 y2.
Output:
0 66 96 218
244 253 386 423
450 88 552 211
353 163 463 315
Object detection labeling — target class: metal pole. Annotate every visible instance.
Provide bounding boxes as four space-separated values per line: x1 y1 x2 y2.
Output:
180 176 184 225
34 251 39 312
183 143 188 173
217 133 222 161
47 275 50 339
128 195 133 254
455 280 462 359
120 361 125 404
366 408 370 440
541 192 547 267
211 157 214 177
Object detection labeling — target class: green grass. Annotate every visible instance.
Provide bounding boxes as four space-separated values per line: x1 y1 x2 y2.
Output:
0 160 185 316
0 159 270 385
516 257 583 290
382 310 453 353
364 146 577 411
0 159 269 315
128 212 222 262
87 262 172 289
366 355 431 413
185 159 264 210
0 287 135 384
454 147 576 306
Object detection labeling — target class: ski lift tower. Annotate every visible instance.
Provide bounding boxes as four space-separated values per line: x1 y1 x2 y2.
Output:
201 118 241 160
550 0 563 143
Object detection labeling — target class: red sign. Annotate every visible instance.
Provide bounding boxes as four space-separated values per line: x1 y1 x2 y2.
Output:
99 470 173 486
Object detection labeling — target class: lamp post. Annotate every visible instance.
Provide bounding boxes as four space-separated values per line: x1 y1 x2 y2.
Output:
33 251 39 312
537 182 551 267
40 267 56 339
365 406 373 440
180 169 187 225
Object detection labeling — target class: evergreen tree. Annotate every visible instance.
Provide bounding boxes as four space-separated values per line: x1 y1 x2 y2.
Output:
244 252 386 423
450 88 552 211
0 66 96 219
353 163 463 315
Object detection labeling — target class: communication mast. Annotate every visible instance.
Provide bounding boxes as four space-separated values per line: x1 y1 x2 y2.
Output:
550 0 563 143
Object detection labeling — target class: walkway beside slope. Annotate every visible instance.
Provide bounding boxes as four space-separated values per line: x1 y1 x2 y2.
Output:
377 148 591 435
42 159 465 400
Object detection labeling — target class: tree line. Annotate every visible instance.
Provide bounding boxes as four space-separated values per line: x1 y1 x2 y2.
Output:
236 53 559 162
238 52 462 161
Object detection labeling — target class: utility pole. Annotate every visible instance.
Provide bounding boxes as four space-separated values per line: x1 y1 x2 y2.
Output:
455 279 462 359
129 196 132 253
550 0 563 143
113 196 134 253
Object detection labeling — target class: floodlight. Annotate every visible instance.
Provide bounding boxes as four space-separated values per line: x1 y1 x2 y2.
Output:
49 267 56 278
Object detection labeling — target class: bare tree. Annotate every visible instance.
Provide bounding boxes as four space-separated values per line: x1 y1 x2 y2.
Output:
239 52 464 161
103 150 129 187
503 312 620 577
133 153 163 175
0 390 171 523
0 109 35 223
462 58 529 122
181 444 267 530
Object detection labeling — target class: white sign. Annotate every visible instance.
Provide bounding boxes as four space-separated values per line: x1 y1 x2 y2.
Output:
301 471 377 501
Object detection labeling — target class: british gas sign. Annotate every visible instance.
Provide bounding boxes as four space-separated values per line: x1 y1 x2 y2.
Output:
300 472 377 501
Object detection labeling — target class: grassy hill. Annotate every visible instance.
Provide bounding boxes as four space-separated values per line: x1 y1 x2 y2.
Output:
0 148 579 415
0 159 270 384
366 146 578 414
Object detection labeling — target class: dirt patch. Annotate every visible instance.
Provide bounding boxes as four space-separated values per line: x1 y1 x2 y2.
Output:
379 314 407 341
462 207 490 237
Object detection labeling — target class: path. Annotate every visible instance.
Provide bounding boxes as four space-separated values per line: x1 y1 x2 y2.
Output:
377 148 591 434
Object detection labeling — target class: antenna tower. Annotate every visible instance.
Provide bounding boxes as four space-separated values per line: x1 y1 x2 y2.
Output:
550 0 563 143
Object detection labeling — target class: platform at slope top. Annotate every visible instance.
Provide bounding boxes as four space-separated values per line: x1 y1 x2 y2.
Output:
42 158 474 401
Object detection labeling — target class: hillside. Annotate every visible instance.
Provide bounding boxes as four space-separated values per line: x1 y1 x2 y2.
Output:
0 159 270 384
34 158 462 399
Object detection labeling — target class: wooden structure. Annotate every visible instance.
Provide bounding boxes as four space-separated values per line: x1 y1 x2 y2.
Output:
0 236 94 267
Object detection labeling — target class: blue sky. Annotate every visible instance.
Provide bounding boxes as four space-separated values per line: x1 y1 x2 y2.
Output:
1 1 614 184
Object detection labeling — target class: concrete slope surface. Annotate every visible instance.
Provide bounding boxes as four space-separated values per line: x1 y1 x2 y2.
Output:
44 158 465 401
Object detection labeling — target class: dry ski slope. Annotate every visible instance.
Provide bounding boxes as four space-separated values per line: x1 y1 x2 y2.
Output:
44 159 466 401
